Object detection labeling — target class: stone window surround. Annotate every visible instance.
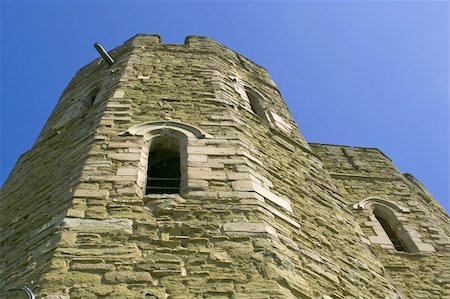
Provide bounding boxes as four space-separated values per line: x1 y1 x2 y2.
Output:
230 76 292 134
244 86 271 120
354 197 435 253
121 121 212 195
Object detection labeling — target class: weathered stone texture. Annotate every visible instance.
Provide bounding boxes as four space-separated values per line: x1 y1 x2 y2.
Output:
1 35 448 299
0 41 134 292
311 144 450 298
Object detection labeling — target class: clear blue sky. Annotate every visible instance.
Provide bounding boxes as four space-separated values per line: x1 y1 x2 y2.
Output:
1 1 448 212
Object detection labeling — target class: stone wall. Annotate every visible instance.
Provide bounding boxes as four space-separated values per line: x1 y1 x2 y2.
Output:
2 35 447 299
32 35 399 298
310 143 450 298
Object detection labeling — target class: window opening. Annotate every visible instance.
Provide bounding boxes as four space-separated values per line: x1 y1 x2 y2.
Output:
374 213 407 252
86 87 100 107
145 136 181 194
245 87 266 119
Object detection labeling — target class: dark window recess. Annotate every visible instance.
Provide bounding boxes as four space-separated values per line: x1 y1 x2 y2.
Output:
146 136 181 194
86 87 100 107
375 215 407 252
245 88 266 119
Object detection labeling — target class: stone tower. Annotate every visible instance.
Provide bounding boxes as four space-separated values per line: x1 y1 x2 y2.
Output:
1 35 449 299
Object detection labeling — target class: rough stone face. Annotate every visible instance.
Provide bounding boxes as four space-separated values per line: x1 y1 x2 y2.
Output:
1 34 448 299
62 218 133 234
310 144 450 298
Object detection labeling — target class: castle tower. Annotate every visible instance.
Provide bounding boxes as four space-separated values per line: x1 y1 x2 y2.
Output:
1 35 449 299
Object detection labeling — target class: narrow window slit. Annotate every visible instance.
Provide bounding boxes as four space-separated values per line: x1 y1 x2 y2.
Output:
245 87 266 119
86 87 101 107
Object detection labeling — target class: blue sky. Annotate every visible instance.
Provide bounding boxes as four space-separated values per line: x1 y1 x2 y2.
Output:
1 1 448 212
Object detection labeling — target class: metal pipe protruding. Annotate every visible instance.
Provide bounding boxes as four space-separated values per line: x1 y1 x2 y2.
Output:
94 42 115 66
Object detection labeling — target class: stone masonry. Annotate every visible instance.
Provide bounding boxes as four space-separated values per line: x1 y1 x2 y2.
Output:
1 35 449 299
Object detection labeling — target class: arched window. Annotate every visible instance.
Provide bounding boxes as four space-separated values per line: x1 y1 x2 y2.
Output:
145 136 181 194
123 121 211 196
354 197 435 253
373 209 407 252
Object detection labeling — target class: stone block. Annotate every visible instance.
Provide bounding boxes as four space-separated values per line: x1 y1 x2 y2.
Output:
188 146 236 156
66 207 85 218
252 183 293 212
73 189 109 199
63 218 133 234
128 147 142 153
84 159 113 167
116 187 138 195
209 251 233 263
257 200 300 228
369 235 392 245
232 180 254 191
58 231 77 247
190 161 224 169
415 242 436 253
236 149 263 165
227 172 252 181
106 102 131 109
89 175 137 182
107 141 141 149
222 221 278 238
188 168 227 180
116 167 138 176
41 271 102 286
84 206 108 219
49 258 68 271
113 89 125 98
108 153 141 161
71 262 115 272
187 154 208 162
188 179 209 190
104 270 152 283
218 191 239 198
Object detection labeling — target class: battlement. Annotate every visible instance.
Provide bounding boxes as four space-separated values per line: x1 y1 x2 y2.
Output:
120 34 270 73
123 33 219 46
